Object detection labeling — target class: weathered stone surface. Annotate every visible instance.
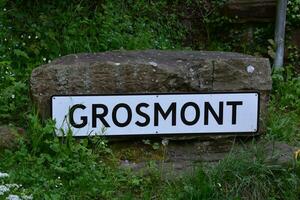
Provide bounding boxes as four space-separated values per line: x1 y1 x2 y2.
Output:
223 0 276 22
264 141 298 166
30 50 272 135
119 139 298 177
0 125 19 149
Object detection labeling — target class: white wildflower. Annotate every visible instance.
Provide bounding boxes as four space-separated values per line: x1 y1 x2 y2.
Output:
28 35 31 39
5 184 20 189
6 194 21 200
22 195 33 200
3 8 6 11
43 57 46 61
0 172 9 178
35 35 38 39
48 60 51 63
0 185 10 195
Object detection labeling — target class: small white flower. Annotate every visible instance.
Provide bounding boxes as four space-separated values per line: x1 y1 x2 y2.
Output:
0 172 9 178
35 35 38 39
48 60 51 63
11 95 15 99
21 35 24 38
22 195 33 200
3 8 6 11
5 184 20 189
43 57 46 61
22 42 26 46
4 38 7 41
28 35 31 39
0 185 10 195
6 194 21 200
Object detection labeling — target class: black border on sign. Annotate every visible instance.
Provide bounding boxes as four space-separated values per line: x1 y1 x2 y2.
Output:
50 91 260 137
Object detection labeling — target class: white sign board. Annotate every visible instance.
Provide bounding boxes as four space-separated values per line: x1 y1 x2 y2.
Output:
51 92 259 136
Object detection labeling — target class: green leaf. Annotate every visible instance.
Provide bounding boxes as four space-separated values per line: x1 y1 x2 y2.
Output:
13 49 29 59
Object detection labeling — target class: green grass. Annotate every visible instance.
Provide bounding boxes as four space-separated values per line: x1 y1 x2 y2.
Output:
162 145 300 200
266 68 300 145
0 0 300 199
1 128 299 199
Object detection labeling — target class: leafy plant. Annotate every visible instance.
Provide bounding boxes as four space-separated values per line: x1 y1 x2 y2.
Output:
162 142 300 200
287 0 300 27
267 68 300 144
0 61 29 125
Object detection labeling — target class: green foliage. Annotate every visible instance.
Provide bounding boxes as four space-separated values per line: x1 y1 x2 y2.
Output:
267 68 300 144
0 61 29 125
0 117 162 199
162 144 300 200
287 0 300 27
0 0 299 199
287 44 300 68
210 145 299 200
272 68 300 110
191 0 230 41
0 0 187 127
2 116 299 200
0 0 186 67
163 168 216 200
